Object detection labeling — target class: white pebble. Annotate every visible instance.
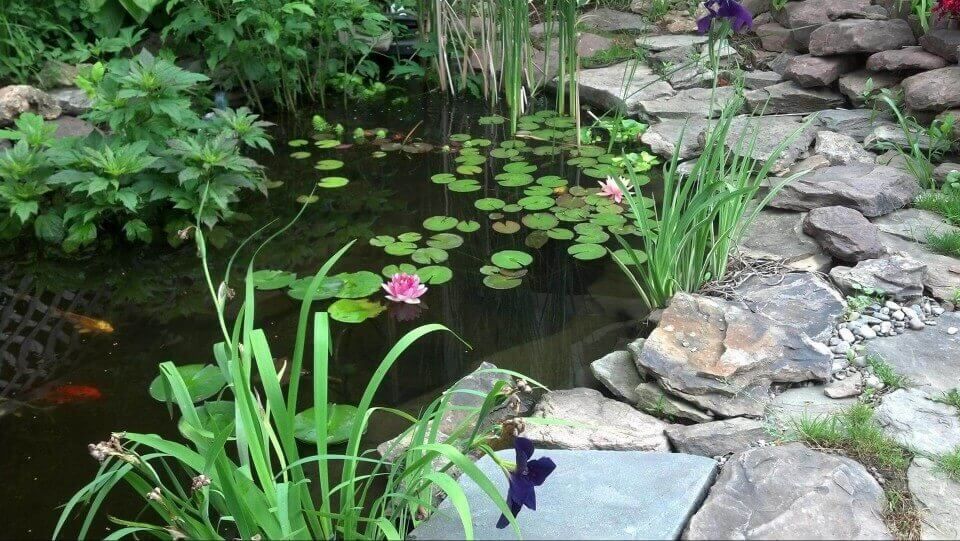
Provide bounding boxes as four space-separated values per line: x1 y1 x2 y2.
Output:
948 327 958 335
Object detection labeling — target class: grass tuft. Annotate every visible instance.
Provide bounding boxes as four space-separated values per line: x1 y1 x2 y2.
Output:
926 230 960 257
866 355 909 390
937 388 960 411
915 189 960 225
937 448 960 483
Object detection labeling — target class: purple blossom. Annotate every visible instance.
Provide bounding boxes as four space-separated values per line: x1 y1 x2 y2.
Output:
697 0 754 34
495 437 556 529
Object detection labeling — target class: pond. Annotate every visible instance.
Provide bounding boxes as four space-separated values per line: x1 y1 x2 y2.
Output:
0 84 654 537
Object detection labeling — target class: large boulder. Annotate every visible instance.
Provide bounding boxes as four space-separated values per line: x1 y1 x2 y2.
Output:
784 54 861 87
908 457 960 540
872 208 960 244
813 130 874 165
867 46 949 72
684 444 893 540
745 81 845 115
580 7 651 34
635 293 832 417
523 388 670 451
864 311 960 395
902 67 960 112
739 209 832 272
718 115 817 173
808 19 916 56
0 85 61 126
816 108 894 142
876 230 960 301
665 418 769 457
640 118 707 160
47 87 92 116
734 271 846 343
638 86 742 120
829 254 927 300
802 205 886 262
772 0 871 49
756 22 802 52
875 388 960 456
573 62 675 117
838 69 903 107
919 28 960 62
769 164 920 217
743 70 784 89
765 384 858 424
590 350 643 403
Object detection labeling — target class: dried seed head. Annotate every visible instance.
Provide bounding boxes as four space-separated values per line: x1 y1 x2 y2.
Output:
146 487 162 501
190 474 211 491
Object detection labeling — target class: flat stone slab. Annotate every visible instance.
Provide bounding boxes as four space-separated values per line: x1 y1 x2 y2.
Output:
739 209 832 272
766 385 857 425
908 457 960 540
872 208 960 244
816 108 894 142
581 8 651 34
769 164 920 217
829 254 927 300
410 450 718 540
867 46 949 72
864 311 960 396
734 271 845 343
574 62 675 117
902 66 960 112
808 19 916 56
684 443 893 539
640 118 707 160
666 418 770 457
638 86 742 121
721 115 817 174
745 81 846 115
878 231 960 301
636 34 708 51
875 388 960 456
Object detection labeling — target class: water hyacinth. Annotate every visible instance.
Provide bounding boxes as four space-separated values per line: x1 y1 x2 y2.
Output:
598 176 633 204
696 0 753 34
382 273 428 304
495 437 556 528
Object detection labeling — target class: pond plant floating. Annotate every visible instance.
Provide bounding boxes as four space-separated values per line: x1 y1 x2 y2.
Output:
417 265 453 284
318 176 349 188
314 139 341 149
422 215 459 231
331 271 382 298
482 274 523 290
492 221 521 234
315 159 344 170
251 270 298 290
567 243 606 260
288 139 309 147
148 364 226 403
383 241 418 256
293 404 361 444
456 220 480 233
382 263 417 277
328 298 386 323
287 276 345 300
411 247 448 265
296 194 319 204
426 233 464 249
490 250 532 269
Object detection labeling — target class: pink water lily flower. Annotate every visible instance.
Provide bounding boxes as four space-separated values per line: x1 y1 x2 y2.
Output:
382 273 428 304
597 176 633 204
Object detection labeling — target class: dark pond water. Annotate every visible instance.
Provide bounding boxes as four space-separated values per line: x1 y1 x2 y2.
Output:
0 85 650 538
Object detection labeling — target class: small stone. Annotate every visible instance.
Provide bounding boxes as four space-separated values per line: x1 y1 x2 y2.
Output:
902 307 918 319
892 310 905 320
885 300 901 310
948 327 958 335
908 317 925 330
880 321 893 334
865 374 883 388
825 371 863 398
839 328 856 342
858 326 878 339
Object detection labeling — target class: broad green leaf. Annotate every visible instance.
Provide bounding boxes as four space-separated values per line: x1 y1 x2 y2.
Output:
148 364 226 403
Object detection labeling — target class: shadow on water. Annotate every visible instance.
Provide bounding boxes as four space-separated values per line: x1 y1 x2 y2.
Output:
0 84 651 538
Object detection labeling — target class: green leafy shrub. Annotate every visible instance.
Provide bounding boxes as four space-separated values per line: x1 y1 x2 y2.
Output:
0 50 271 252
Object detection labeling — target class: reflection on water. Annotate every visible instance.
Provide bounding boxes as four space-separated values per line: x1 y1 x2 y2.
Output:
0 85 649 538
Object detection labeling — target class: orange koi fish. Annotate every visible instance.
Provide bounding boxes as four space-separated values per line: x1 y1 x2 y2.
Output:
7 292 114 334
38 384 103 405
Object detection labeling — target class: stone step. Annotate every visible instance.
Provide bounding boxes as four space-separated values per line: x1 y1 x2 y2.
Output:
409 450 718 540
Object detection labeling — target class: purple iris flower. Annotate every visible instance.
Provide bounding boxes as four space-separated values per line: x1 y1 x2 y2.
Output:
696 0 754 34
495 437 556 529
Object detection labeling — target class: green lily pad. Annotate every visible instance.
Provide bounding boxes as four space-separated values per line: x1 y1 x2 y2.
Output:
483 274 523 290
315 159 344 171
426 233 464 249
448 179 481 192
576 231 610 244
517 196 555 211
287 276 344 300
537 175 567 188
291 151 312 159
329 298 386 323
397 232 422 243
293 404 361 444
318 176 349 188
412 247 449 264
523 186 555 197
491 250 532 269
384 242 418 256
591 213 627 227
431 173 457 184
502 204 523 213
457 154 487 165
252 270 298 290
450 133 472 142
457 165 482 175
315 139 341 149
496 173 534 187
567 156 597 167
503 162 537 174
423 216 459 231
149 364 226 403
522 213 559 230
418 265 453 284
382 263 417 277
492 221 521 234
296 195 319 204
456 220 480 233
178 400 234 441
567 243 606 260
547 228 575 240
475 198 506 211
490 148 519 159
611 248 648 265
466 138 492 147
555 207 591 222
478 115 506 125
334 271 382 298
288 139 309 147
479 265 501 276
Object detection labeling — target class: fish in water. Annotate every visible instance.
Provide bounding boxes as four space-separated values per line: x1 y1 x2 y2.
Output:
5 292 114 334
37 384 103 405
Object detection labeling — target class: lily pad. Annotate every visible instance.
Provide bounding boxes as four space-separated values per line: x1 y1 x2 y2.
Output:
288 139 309 147
491 250 532 269
426 233 464 250
149 364 226 403
612 248 648 265
334 271 382 298
315 139 341 149
450 133 472 142
384 242 418 256
448 179 481 192
252 270 298 290
287 276 344 300
456 165 482 175
418 265 453 284
478 115 506 125
412 247 448 264
466 138 492 147
496 173 534 187
547 228 574 240
567 243 606 260
517 196 555 211
329 298 386 323
315 159 344 171
503 162 537 174
318 176 349 188
382 263 417 277
525 231 549 249
296 195 319 204
502 204 523 213
492 221 521 234
402 142 434 153
523 186 554 197
293 404 361 444
522 213 559 230
290 151 312 159
431 173 457 185
475 198 506 211
423 216 459 231
397 232 422 243
483 274 523 290
456 220 480 233
479 265 501 276
537 175 567 188
490 148 519 159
